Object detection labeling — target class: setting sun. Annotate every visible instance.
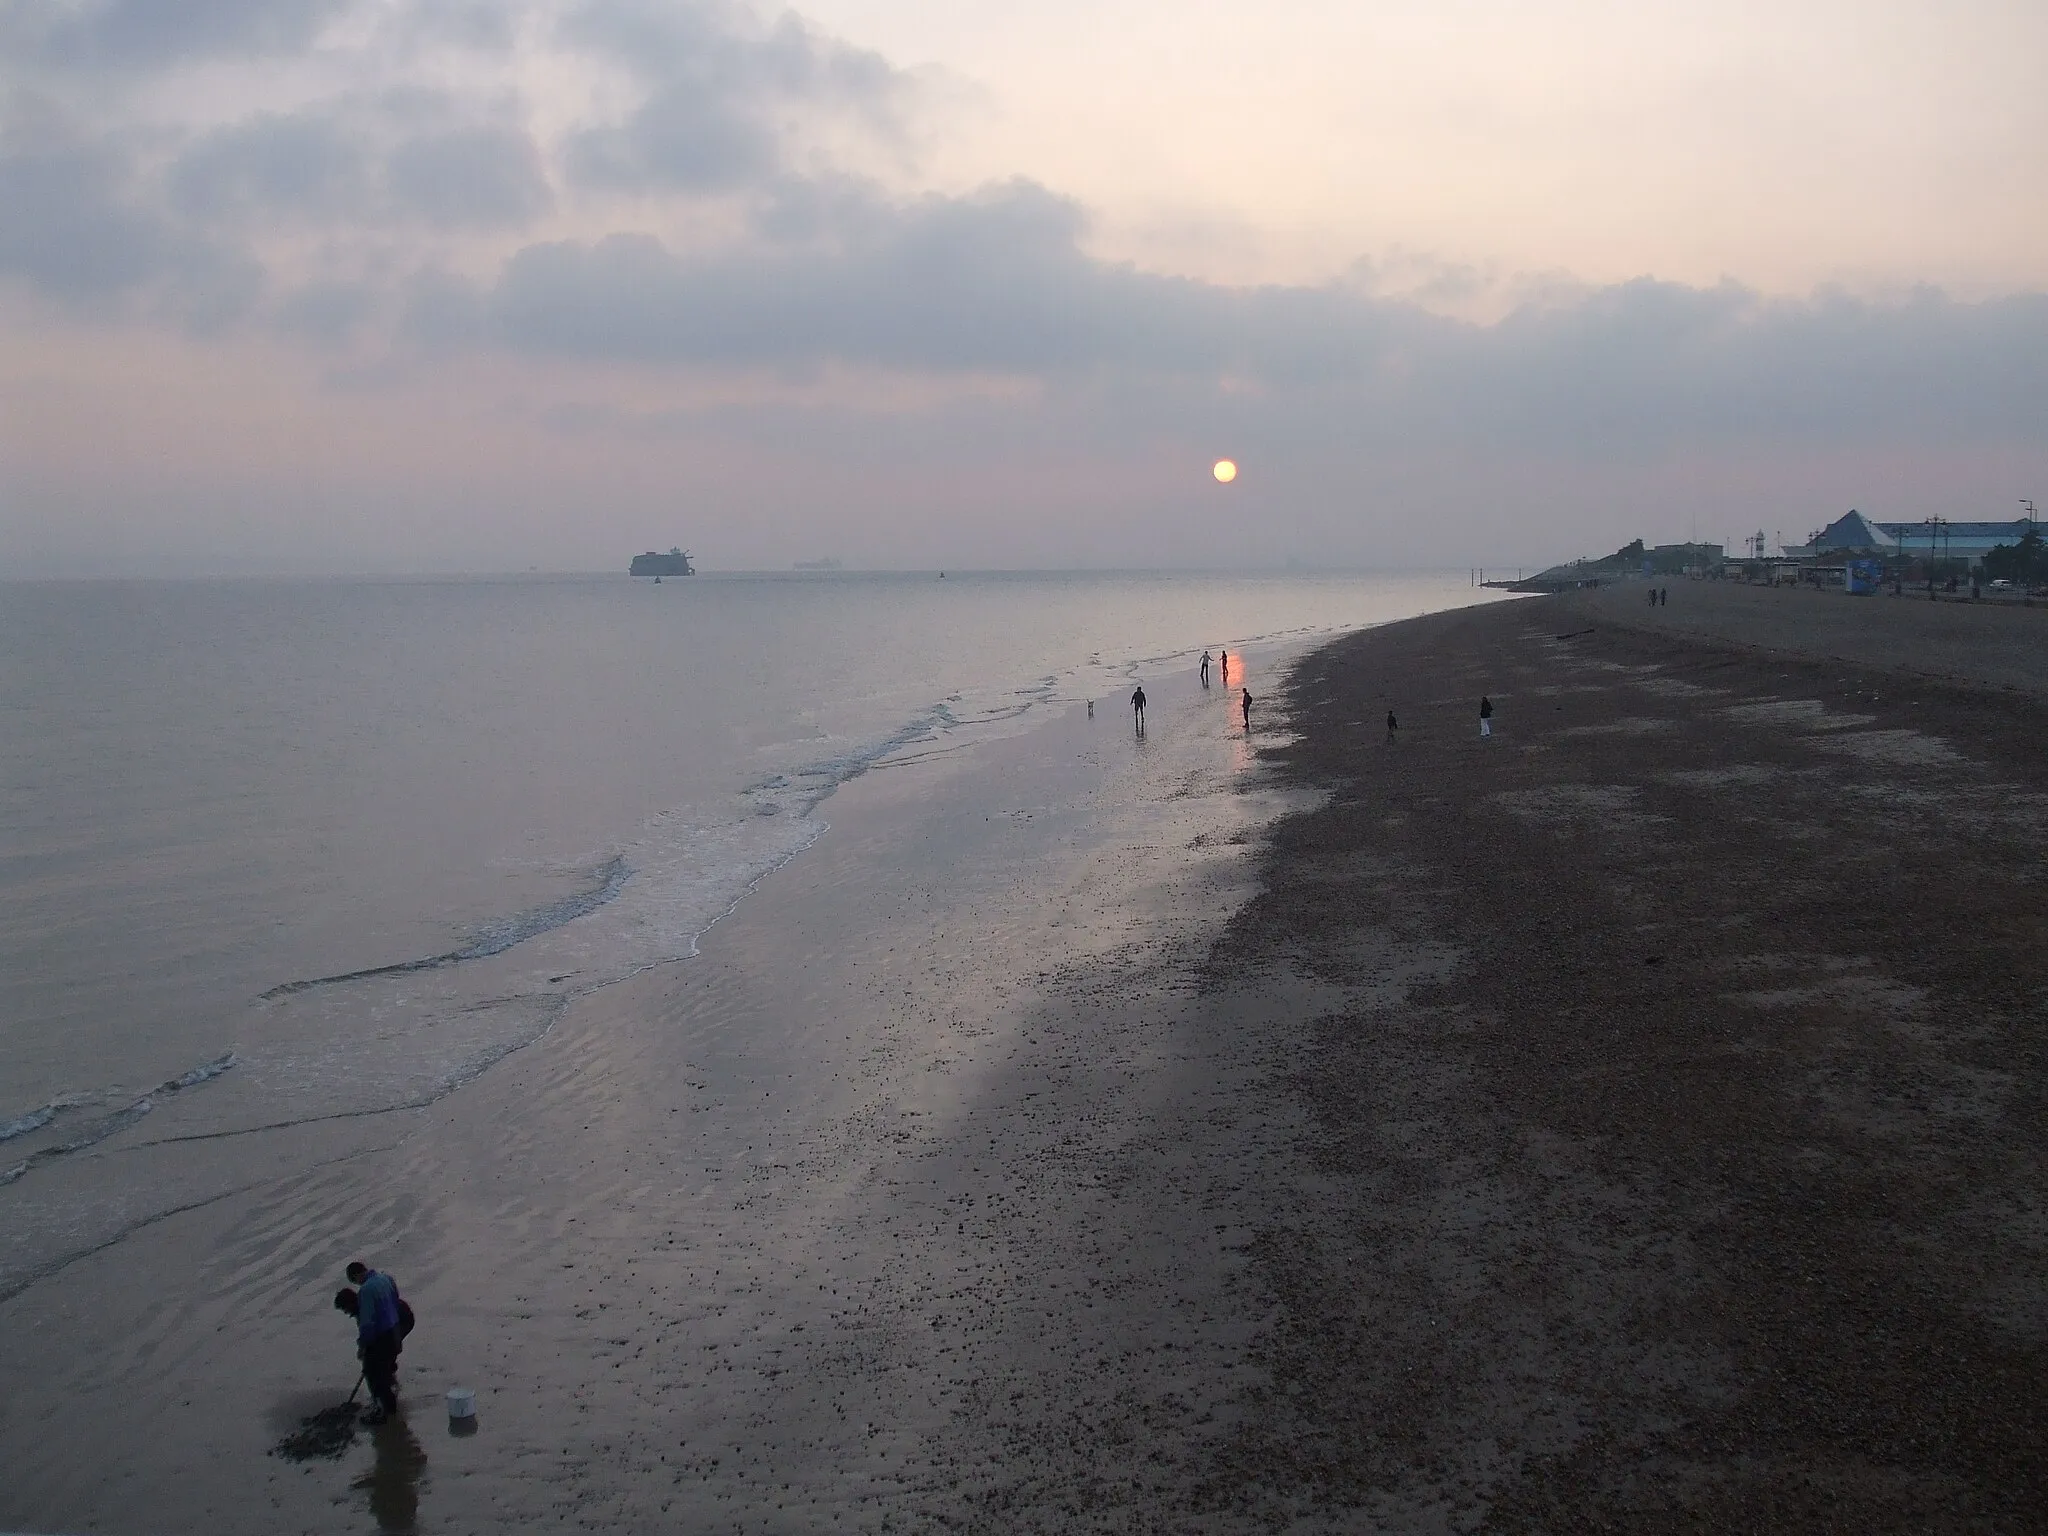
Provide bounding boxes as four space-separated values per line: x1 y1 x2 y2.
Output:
1212 458 1238 483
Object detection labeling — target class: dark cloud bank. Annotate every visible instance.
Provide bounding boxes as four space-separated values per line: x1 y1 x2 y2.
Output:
4 126 2036 464
400 176 2047 456
1 0 351 68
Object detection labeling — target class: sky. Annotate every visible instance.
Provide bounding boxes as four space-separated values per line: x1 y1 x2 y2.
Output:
1 0 2043 575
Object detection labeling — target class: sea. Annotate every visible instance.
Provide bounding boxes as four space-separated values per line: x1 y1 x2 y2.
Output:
0 569 1492 1293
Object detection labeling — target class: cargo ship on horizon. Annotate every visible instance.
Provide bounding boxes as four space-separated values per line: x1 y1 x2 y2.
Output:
630 548 694 577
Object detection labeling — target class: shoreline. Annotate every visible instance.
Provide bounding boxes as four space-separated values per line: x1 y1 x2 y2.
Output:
0 573 1498 1310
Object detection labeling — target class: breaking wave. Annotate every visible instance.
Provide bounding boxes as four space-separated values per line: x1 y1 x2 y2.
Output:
263 857 632 998
0 1053 237 1186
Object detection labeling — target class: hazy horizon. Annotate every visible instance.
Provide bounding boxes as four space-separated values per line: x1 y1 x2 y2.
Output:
2 0 2043 578
0 560 1559 581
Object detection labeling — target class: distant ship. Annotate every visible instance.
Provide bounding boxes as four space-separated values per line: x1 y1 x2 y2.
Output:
630 547 694 577
793 557 844 571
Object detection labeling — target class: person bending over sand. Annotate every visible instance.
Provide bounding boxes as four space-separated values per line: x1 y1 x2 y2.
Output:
345 1261 407 1423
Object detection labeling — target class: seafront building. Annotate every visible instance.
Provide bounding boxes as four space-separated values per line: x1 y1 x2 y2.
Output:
1805 509 2038 567
1519 511 2042 594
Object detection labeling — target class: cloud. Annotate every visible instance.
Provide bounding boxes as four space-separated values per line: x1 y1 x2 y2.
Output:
1464 282 2048 447
167 104 552 229
0 103 260 316
394 0 520 51
385 125 551 226
0 113 172 297
411 177 1416 379
564 82 777 192
388 172 2048 466
168 112 370 220
560 0 908 191
1 0 904 322
2 0 351 67
274 278 376 340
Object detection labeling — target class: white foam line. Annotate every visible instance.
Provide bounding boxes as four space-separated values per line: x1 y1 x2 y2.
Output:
0 1105 59 1144
0 1055 240 1189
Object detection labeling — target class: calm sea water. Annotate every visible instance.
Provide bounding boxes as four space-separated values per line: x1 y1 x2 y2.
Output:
0 571 1492 1193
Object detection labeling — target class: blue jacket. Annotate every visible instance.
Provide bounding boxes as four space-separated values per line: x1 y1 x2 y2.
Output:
356 1270 401 1343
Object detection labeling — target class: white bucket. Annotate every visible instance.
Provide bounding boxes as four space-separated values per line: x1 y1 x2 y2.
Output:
446 1387 477 1420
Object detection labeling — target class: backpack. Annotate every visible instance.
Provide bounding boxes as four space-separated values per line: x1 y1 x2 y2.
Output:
396 1297 416 1349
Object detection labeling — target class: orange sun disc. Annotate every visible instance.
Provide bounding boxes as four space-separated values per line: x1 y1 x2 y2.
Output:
1212 459 1238 483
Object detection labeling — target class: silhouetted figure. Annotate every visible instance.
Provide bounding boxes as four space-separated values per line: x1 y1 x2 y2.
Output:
1219 649 1228 684
1200 650 1212 688
1131 686 1147 734
1241 688 1252 729
1087 700 1094 719
1648 586 1657 607
346 1261 406 1424
1386 709 1399 743
1480 695 1493 738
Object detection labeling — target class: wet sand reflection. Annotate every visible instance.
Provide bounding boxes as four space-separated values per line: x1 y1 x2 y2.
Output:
351 1415 427 1532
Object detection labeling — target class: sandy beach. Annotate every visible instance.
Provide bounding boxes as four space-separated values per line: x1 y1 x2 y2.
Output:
6 585 2048 1532
1221 583 2048 1528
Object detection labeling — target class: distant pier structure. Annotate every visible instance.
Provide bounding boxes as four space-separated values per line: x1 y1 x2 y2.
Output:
631 547 694 577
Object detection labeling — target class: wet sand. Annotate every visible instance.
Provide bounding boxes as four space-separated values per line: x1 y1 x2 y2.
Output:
0 654 1309 1533
7 592 2048 1531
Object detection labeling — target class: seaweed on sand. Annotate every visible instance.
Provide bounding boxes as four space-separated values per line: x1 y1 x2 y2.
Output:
272 1401 362 1461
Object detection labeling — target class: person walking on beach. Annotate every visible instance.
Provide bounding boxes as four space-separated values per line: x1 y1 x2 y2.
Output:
1479 696 1493 738
1386 709 1399 743
1131 685 1147 734
1200 650 1212 688
1219 649 1228 684
346 1260 405 1423
1241 688 1252 730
